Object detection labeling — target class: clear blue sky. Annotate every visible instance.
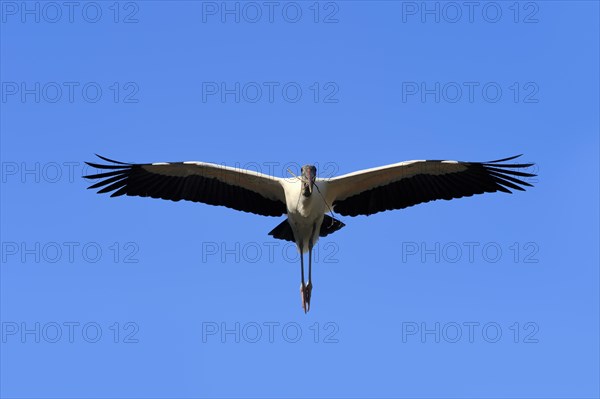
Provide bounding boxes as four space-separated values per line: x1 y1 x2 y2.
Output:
1 2 599 398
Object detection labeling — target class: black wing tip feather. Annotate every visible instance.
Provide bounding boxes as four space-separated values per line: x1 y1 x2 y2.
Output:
83 154 287 216
482 154 537 174
83 155 134 178
84 155 132 172
94 154 131 165
334 154 537 217
83 155 134 195
478 154 537 194
486 154 523 163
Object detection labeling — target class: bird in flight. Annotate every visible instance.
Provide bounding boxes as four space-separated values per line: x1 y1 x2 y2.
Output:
84 154 535 312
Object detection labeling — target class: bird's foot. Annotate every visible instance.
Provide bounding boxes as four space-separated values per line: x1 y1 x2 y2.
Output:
305 282 312 312
300 283 307 313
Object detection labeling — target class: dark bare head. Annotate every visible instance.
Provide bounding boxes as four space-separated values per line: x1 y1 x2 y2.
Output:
301 165 316 197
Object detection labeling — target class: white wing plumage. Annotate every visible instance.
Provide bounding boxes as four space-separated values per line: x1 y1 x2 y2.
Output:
84 155 287 216
324 155 535 216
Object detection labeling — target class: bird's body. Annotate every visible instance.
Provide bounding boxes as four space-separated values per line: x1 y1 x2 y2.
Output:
282 179 327 253
84 154 536 312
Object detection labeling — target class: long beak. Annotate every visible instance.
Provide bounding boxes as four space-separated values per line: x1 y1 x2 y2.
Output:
307 174 315 194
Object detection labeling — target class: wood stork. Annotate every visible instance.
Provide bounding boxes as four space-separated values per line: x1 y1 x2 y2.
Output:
84 154 535 312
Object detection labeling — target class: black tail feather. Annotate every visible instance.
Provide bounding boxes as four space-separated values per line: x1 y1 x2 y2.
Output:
268 219 295 242
319 215 345 238
268 215 345 243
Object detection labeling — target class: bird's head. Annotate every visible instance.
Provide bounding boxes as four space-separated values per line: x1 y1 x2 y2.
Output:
301 165 317 197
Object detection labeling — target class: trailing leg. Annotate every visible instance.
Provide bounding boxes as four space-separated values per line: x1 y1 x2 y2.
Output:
306 240 313 312
298 241 308 313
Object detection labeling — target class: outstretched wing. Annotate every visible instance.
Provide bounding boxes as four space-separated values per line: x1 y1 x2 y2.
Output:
325 155 536 217
84 155 287 216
